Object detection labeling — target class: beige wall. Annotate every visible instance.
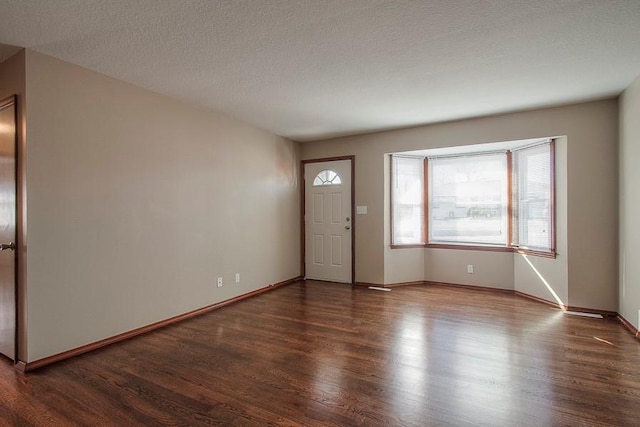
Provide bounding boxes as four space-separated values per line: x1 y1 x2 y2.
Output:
565 103 619 310
620 74 640 329
0 50 27 361
301 99 618 311
427 250 514 290
24 51 300 361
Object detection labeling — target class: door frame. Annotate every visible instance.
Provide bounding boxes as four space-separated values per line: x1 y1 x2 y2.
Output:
0 95 21 365
301 156 355 284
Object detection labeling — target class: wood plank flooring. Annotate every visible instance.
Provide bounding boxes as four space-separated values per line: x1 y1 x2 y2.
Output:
0 280 638 426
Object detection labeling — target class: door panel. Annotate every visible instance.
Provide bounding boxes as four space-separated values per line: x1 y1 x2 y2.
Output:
304 160 352 283
331 193 342 223
331 236 342 266
0 97 16 361
313 194 323 223
313 235 324 264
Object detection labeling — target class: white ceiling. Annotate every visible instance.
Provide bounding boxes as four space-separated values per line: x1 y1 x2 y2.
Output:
1 1 639 142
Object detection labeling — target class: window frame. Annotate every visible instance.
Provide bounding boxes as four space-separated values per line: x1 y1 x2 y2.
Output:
390 140 556 258
389 155 426 247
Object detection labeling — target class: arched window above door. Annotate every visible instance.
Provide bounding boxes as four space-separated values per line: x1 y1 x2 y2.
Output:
313 169 342 186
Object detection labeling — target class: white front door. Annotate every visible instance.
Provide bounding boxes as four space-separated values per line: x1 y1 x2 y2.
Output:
304 160 352 283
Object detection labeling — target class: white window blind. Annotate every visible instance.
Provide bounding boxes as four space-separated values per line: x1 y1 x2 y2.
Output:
429 154 508 245
391 155 424 245
512 142 552 251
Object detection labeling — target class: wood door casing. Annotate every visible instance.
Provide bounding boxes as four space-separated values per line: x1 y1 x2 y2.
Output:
0 96 16 361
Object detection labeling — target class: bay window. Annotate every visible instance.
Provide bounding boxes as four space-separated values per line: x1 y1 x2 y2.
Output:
391 139 555 257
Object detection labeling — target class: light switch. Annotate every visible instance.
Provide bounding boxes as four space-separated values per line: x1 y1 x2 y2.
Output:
356 205 368 215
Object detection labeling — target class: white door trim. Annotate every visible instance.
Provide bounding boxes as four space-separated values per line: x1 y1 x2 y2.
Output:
301 156 355 284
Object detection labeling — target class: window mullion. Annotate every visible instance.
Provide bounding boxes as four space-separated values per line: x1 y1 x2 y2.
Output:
506 150 513 247
550 139 556 253
424 157 429 244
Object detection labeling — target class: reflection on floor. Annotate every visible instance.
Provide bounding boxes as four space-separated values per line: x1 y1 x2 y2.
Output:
0 280 638 426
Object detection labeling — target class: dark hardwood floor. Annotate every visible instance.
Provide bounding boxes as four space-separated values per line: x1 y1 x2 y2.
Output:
1 280 638 426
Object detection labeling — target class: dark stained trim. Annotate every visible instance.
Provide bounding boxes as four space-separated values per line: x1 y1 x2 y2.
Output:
423 157 429 244
390 244 425 249
550 138 557 254
301 156 356 284
514 290 564 310
0 95 21 366
425 281 514 294
426 243 513 252
514 248 557 259
565 305 618 318
506 150 513 246
618 315 640 341
354 280 425 288
389 155 394 245
391 243 556 259
17 276 302 372
389 155 427 246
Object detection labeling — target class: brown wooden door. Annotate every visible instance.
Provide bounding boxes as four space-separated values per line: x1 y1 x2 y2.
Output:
0 96 16 361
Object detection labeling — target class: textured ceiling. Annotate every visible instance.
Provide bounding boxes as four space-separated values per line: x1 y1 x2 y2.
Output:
1 1 640 141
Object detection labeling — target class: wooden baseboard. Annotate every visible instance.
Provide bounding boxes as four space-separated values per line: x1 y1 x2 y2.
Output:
17 276 302 373
385 280 425 288
352 282 378 288
426 281 514 294
354 281 426 288
514 290 564 310
565 305 618 318
14 361 26 373
618 315 640 340
425 283 618 318
358 280 622 323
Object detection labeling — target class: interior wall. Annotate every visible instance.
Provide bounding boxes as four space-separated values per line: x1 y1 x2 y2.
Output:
620 74 640 329
426 250 514 290
565 102 619 311
0 50 27 361
301 99 618 311
24 51 300 362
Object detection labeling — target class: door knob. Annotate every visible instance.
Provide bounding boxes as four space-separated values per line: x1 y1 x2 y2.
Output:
0 242 15 251
345 225 351 230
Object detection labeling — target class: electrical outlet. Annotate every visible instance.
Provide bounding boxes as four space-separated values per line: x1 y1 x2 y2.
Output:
467 265 474 274
217 277 223 288
235 273 240 283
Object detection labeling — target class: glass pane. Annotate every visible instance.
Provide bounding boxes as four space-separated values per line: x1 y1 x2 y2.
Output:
429 154 508 245
513 143 552 250
392 156 424 244
313 169 342 186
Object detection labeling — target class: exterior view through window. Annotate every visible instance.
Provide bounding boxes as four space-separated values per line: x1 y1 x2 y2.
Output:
429 153 508 245
391 139 555 256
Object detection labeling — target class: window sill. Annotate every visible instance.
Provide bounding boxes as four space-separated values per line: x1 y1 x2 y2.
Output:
514 248 557 259
426 243 513 253
391 243 556 259
390 244 425 249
